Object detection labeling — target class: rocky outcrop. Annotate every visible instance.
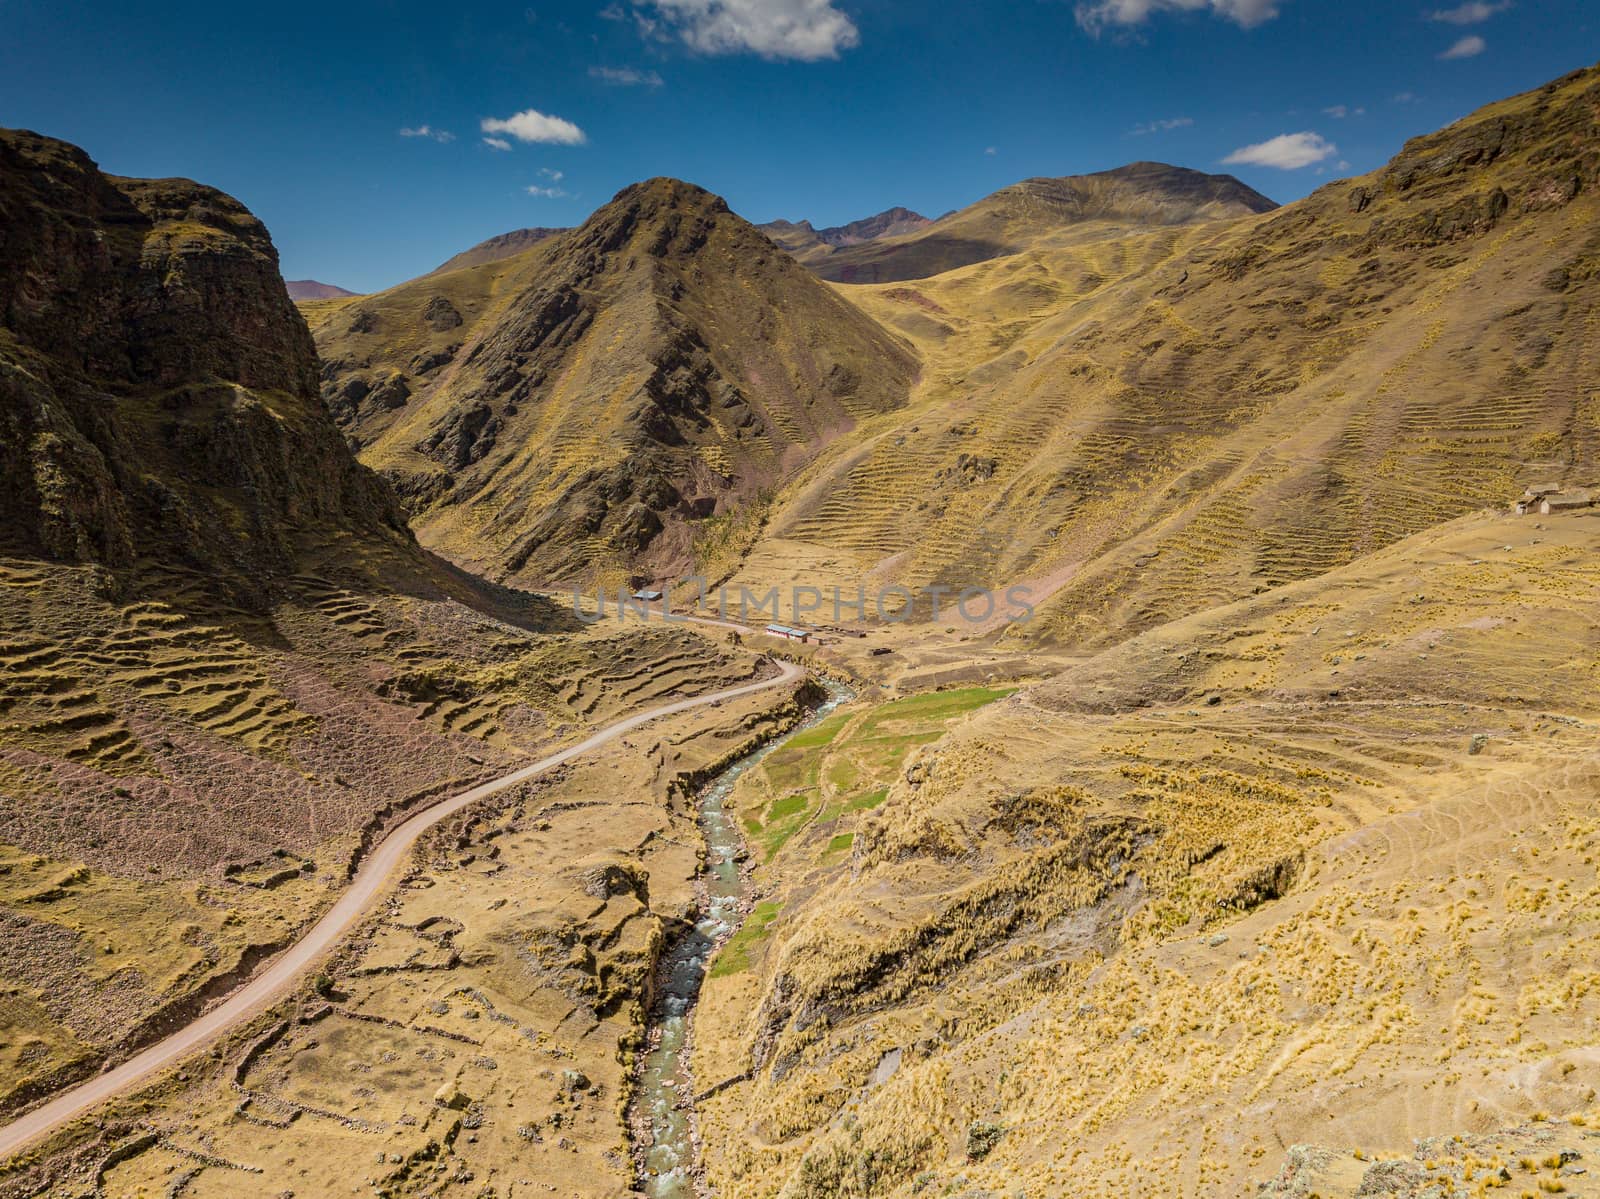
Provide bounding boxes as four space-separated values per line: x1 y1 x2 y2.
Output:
0 128 411 599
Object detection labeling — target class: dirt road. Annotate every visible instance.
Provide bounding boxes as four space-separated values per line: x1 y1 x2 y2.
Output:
0 659 805 1162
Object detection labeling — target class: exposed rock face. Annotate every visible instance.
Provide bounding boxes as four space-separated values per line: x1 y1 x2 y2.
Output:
0 129 410 599
315 178 917 584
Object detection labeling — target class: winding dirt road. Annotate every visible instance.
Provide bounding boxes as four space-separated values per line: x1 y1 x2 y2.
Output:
0 659 805 1162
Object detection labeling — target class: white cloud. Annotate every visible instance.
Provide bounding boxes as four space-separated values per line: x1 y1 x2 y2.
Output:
590 64 665 86
481 109 588 145
1222 130 1337 170
399 125 455 143
984 145 998 155
1130 116 1195 135
1393 90 1418 103
538 167 565 182
1439 34 1486 58
638 0 859 61
1427 1 1510 24
1321 104 1364 118
527 184 570 198
482 136 512 152
1075 0 1282 35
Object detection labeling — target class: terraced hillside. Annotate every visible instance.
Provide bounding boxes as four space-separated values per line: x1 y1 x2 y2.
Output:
806 161 1276 284
694 504 1600 1199
0 660 816 1199
0 547 770 1125
0 130 784 1129
310 178 918 586
728 65 1600 652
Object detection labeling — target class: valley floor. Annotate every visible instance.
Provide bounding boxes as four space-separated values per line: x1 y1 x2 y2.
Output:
2 514 1596 1199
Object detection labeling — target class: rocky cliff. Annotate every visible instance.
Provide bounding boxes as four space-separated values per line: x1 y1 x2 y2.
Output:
0 129 411 601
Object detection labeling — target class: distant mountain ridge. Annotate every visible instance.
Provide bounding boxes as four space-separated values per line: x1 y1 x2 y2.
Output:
285 278 359 300
760 206 933 265
810 162 1277 283
428 226 567 276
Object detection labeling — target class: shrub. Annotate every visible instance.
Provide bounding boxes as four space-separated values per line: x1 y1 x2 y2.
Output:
966 1120 1004 1161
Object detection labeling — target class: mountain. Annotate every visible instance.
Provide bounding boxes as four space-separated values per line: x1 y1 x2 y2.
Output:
760 206 933 268
0 130 784 1126
809 162 1277 283
427 225 567 276
695 506 1600 1199
284 279 359 300
0 129 411 598
687 68 1600 1199
725 67 1600 652
7 64 1600 1199
312 178 917 585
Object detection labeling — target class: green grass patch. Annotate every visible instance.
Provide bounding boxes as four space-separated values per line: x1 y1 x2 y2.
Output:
819 786 889 824
854 686 1015 739
747 788 820 861
709 901 783 978
824 833 854 855
761 712 853 793
848 787 889 812
765 793 810 823
742 687 1013 866
825 756 863 792
785 711 852 751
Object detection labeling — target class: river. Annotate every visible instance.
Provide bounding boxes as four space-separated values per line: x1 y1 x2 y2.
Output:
634 677 853 1197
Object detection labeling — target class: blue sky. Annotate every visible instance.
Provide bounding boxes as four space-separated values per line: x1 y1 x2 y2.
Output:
3 0 1594 292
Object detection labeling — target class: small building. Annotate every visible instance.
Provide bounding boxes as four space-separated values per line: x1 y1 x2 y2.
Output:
631 589 664 602
765 624 812 643
1515 484 1567 515
1540 490 1594 515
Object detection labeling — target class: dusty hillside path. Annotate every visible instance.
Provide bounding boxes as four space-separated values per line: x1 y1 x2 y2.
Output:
0 659 805 1162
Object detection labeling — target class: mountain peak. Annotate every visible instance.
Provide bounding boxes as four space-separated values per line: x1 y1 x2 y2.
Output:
758 205 933 265
313 173 915 583
609 176 731 216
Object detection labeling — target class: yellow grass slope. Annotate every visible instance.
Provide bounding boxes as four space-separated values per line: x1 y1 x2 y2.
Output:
731 66 1600 654
694 503 1600 1199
